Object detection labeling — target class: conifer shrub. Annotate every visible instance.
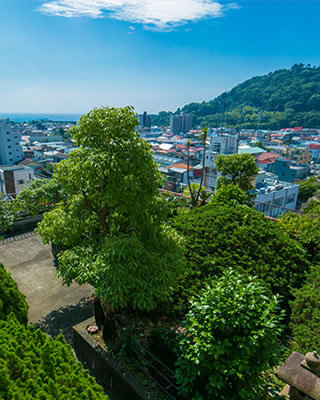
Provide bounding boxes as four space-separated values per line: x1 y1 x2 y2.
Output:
172 202 309 314
0 263 28 325
0 315 109 400
175 269 284 400
290 264 320 353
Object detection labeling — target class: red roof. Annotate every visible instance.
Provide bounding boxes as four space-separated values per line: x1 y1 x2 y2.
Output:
256 152 280 164
309 143 320 150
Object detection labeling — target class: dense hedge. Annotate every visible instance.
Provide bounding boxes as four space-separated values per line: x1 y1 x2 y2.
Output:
172 203 310 313
0 316 109 400
290 265 320 353
0 263 28 325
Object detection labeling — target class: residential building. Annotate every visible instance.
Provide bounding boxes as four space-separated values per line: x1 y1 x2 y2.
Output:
0 165 34 196
308 143 320 162
256 152 280 171
204 131 239 189
255 172 299 217
287 146 312 165
0 122 23 165
273 158 309 183
170 113 192 134
137 112 151 129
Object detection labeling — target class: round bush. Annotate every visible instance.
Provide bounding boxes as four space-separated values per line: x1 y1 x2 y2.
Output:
0 263 28 325
0 315 108 400
175 269 284 400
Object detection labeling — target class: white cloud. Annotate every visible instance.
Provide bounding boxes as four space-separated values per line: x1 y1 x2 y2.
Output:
38 0 238 30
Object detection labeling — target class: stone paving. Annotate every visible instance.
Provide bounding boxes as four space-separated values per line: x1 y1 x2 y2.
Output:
0 233 93 325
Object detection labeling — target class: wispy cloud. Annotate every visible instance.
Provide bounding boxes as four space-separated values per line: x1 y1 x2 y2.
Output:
38 0 238 30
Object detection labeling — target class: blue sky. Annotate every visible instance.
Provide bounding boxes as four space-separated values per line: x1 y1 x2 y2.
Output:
0 0 319 114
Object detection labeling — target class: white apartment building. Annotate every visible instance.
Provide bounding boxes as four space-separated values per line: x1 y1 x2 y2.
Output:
0 122 23 165
204 131 239 189
0 165 34 196
255 172 299 217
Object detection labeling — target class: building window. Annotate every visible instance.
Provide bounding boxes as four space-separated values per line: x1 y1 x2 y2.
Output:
273 197 284 206
7 139 10 142
8 146 11 148
9 152 12 155
29 174 32 180
287 194 295 204
17 179 24 184
9 158 13 161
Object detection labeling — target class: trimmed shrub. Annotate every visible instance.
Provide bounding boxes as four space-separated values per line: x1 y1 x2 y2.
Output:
290 264 320 353
172 202 310 314
0 263 28 325
0 315 109 400
175 269 284 400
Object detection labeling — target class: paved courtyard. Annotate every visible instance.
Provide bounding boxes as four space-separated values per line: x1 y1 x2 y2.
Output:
0 233 93 328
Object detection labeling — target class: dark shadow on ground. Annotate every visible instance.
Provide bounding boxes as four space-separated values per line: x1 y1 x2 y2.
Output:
33 297 93 345
33 297 119 399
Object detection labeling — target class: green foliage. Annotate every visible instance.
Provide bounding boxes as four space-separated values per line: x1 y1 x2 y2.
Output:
0 263 28 325
0 199 15 234
280 203 320 263
151 64 320 129
183 183 212 206
0 315 108 399
175 269 284 400
212 184 253 207
172 202 309 314
15 179 65 216
22 106 184 312
290 265 320 353
57 228 184 311
215 153 259 191
297 176 320 204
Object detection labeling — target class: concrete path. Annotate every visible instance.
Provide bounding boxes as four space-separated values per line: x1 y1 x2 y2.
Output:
0 233 93 326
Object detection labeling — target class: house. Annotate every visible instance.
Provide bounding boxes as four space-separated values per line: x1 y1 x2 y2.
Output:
308 143 320 162
256 152 280 171
273 158 309 183
0 165 34 196
287 146 312 165
255 172 299 217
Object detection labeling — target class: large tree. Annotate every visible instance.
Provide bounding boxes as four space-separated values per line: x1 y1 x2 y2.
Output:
23 107 184 313
215 153 259 192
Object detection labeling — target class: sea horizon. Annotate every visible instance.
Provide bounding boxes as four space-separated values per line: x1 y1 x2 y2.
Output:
0 113 81 123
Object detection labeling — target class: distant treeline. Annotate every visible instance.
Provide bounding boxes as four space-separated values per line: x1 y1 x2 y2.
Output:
151 64 320 129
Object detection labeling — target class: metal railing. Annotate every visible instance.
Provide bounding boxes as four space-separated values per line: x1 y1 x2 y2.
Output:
254 201 300 218
119 327 178 399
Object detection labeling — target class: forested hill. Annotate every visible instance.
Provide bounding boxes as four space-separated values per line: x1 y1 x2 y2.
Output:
152 64 320 129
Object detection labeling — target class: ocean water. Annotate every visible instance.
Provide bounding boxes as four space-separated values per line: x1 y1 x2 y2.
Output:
0 113 81 122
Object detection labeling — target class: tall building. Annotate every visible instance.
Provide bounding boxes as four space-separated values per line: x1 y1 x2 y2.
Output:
204 131 239 189
137 112 151 129
0 122 23 165
170 113 192 134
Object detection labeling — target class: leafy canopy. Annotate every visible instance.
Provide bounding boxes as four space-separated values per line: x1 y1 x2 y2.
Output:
0 263 28 326
175 269 284 400
0 315 108 400
27 106 184 311
215 153 259 192
0 199 15 235
290 264 320 353
280 201 320 263
172 202 309 314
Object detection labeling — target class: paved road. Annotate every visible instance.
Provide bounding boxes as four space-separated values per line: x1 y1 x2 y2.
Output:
0 233 93 324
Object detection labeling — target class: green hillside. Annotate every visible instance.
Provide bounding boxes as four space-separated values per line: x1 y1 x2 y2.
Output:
152 64 320 129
